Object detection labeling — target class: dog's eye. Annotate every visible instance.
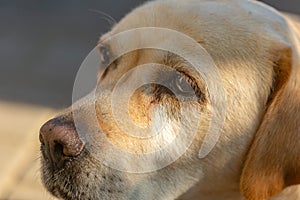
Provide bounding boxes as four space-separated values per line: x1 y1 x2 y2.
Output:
173 73 194 95
99 45 110 66
168 71 201 101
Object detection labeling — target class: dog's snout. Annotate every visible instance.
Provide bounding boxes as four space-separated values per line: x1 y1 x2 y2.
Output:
39 117 85 165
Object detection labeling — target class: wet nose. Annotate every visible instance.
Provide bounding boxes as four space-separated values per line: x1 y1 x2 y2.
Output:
39 117 84 165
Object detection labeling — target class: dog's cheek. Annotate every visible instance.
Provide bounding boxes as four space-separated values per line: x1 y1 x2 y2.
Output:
128 89 155 127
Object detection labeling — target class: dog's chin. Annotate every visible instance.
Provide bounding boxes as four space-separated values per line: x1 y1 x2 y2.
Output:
41 150 99 200
40 148 127 200
41 153 86 199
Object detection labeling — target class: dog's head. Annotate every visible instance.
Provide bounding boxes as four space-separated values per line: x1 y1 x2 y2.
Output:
39 0 300 199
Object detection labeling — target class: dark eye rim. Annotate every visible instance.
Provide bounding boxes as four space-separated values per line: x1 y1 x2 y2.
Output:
177 71 199 92
155 70 205 103
99 45 111 65
98 45 119 81
176 70 203 101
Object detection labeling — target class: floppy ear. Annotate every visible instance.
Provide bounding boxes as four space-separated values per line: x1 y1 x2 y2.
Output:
240 40 300 200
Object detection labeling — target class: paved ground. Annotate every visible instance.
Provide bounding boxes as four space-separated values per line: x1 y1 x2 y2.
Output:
0 1 299 199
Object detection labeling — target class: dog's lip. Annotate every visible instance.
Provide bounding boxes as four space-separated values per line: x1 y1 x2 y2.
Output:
44 177 77 200
51 187 73 200
45 175 93 200
41 149 92 199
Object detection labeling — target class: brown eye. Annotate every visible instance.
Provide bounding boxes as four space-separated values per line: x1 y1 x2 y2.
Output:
167 71 199 101
99 45 110 66
154 70 205 103
174 74 194 94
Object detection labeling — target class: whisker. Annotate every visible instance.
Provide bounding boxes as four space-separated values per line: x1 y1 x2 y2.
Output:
88 9 117 27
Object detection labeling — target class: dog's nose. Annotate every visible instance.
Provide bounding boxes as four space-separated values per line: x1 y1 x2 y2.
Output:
39 117 84 164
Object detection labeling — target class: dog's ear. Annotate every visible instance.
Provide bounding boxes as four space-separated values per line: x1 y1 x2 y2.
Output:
240 40 300 200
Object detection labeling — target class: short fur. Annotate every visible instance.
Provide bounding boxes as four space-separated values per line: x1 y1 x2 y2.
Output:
40 0 300 199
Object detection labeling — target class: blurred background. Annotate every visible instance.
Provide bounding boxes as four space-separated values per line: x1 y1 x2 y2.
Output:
0 0 299 199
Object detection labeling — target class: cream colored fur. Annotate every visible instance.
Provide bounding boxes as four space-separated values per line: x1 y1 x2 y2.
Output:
40 0 300 199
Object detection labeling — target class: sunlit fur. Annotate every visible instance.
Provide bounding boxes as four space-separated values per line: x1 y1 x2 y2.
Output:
41 0 300 199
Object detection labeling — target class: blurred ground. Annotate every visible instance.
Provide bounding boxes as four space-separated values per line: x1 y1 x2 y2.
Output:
0 1 142 199
0 101 57 199
0 0 299 200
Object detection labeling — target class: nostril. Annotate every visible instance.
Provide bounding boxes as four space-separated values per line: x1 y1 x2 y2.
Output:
53 141 64 158
39 131 45 146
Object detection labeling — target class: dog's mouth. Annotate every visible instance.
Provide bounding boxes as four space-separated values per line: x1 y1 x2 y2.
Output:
41 162 74 199
41 170 76 200
50 186 74 200
41 146 127 200
40 147 91 199
47 182 91 200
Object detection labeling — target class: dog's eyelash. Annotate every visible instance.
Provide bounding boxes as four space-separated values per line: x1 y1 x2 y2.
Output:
154 70 205 103
177 71 202 96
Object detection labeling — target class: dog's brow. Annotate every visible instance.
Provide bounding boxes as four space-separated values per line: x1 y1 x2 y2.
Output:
164 52 182 66
164 52 192 72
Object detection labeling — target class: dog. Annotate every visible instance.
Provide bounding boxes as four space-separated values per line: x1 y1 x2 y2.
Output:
39 0 300 199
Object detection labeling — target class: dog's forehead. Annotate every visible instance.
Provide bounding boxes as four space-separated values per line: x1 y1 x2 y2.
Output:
96 0 292 89
106 0 288 41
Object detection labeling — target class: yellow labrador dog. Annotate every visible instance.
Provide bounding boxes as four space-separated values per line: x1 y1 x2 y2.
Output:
39 0 300 199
